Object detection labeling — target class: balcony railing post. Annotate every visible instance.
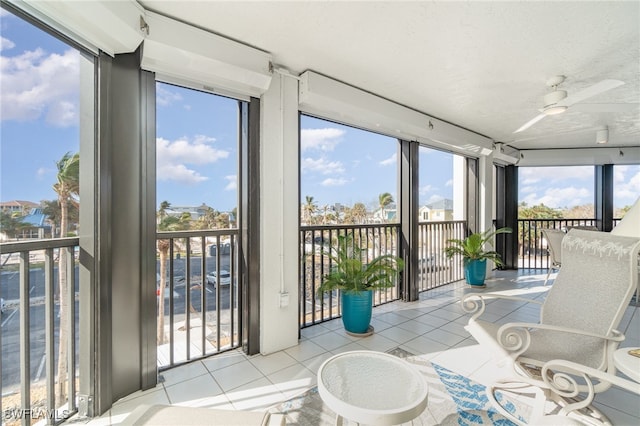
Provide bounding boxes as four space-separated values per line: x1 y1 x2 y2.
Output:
1 238 80 422
45 248 55 423
66 246 76 412
19 251 31 426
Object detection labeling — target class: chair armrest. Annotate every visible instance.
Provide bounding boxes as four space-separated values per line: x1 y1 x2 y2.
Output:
495 322 625 355
542 358 640 399
540 358 640 416
461 293 543 320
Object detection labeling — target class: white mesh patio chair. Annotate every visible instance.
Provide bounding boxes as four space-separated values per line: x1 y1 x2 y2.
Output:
461 229 640 425
611 196 640 304
541 228 565 285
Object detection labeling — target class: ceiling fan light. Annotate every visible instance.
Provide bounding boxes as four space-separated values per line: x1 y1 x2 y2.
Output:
543 105 568 115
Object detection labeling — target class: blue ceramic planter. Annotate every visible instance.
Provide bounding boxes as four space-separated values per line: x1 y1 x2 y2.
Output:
341 291 373 334
465 259 487 286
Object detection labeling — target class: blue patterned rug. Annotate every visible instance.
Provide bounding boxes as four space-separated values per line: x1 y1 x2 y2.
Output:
271 351 531 425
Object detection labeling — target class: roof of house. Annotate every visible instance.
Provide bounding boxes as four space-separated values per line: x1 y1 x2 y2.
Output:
22 208 50 228
424 199 454 210
0 200 39 208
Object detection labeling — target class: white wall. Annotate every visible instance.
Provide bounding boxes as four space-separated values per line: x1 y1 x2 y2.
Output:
259 74 300 354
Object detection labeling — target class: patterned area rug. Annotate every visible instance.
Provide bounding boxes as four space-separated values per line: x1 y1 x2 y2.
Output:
270 348 531 425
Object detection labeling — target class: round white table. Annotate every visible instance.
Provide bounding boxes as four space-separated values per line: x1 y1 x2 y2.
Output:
317 350 429 426
614 347 640 383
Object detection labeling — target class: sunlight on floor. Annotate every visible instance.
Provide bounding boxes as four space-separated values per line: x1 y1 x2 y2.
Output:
79 270 639 425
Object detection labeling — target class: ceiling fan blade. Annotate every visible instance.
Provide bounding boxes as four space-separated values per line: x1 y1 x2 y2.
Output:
559 79 625 106
514 113 546 133
571 103 639 113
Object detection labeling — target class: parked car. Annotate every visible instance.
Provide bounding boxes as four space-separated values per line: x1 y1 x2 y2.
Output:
206 270 231 286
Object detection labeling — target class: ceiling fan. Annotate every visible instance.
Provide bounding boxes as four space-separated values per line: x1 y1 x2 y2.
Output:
513 76 626 133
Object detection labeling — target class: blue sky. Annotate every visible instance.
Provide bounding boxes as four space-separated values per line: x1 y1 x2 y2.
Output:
1 8 638 214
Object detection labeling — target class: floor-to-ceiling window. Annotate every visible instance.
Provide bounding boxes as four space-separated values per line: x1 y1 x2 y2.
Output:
299 114 400 326
0 6 93 420
517 165 595 267
519 165 595 218
416 147 466 290
155 83 243 368
613 164 640 220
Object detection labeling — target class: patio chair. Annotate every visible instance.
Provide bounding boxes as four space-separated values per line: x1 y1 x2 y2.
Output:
611 196 640 303
539 356 640 423
541 228 565 285
461 229 640 425
611 196 640 239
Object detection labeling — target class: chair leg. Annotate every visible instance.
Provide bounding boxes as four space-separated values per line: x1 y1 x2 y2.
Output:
544 269 551 286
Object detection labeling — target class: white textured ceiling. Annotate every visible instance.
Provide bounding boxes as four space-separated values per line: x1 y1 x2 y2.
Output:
140 0 640 152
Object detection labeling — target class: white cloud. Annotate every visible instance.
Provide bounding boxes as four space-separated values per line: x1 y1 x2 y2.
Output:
379 153 397 166
156 85 183 107
427 194 444 204
614 169 640 205
445 179 453 187
224 175 237 191
156 135 229 184
1 48 79 126
322 177 348 187
1 37 15 51
46 100 76 127
36 167 53 180
419 184 433 195
301 157 345 175
301 128 345 152
521 186 591 209
158 164 208 184
614 165 629 183
520 166 592 185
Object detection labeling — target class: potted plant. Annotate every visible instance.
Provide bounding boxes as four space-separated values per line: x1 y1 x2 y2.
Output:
317 235 404 335
444 227 512 286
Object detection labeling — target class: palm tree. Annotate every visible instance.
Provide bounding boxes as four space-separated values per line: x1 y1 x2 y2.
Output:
303 195 317 224
215 212 230 229
156 201 172 344
41 199 62 238
157 212 192 344
158 200 171 224
52 152 79 405
352 202 368 224
0 212 30 241
198 206 218 229
321 204 330 225
378 192 394 223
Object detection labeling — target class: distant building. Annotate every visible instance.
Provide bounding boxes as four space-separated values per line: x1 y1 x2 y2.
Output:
0 200 38 216
371 203 397 223
165 203 212 220
419 199 454 221
19 208 52 239
0 208 52 240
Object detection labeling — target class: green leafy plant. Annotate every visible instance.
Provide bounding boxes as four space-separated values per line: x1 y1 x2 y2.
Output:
444 227 512 266
316 234 404 295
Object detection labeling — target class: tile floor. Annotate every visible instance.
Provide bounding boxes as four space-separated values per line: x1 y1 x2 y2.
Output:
81 270 640 425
